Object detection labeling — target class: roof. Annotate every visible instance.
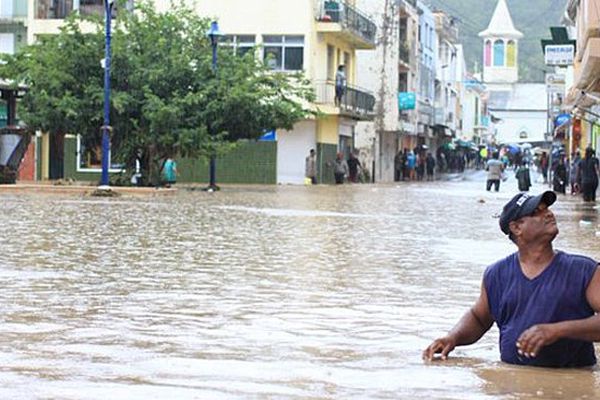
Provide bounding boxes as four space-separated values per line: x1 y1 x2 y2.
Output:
487 83 547 111
478 0 523 39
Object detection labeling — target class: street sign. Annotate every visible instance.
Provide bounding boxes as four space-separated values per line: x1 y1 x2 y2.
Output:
544 45 574 66
545 73 565 93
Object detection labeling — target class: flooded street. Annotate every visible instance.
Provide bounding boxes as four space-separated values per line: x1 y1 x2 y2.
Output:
1 173 600 399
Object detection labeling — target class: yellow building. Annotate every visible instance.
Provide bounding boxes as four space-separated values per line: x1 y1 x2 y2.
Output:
27 0 376 184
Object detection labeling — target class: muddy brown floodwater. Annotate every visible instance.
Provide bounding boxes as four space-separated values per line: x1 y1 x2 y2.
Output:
1 173 599 399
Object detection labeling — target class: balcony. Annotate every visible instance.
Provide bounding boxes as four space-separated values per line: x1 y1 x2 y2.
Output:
435 13 459 44
316 1 377 50
573 37 600 91
79 0 104 17
572 0 600 61
314 80 375 120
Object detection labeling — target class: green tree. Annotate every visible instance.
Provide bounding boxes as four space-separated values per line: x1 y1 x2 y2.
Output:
1 0 315 184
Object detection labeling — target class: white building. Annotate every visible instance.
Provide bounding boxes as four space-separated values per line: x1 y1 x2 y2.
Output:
479 0 547 146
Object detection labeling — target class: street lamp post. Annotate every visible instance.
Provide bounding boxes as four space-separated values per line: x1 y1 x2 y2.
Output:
100 0 115 188
206 21 223 191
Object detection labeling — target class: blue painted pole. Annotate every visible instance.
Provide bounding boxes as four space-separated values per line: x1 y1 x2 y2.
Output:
100 0 113 187
208 29 218 190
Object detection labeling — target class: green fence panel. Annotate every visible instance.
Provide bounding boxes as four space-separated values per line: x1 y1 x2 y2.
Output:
317 143 337 184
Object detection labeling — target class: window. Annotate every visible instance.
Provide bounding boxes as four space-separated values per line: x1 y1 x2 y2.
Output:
484 40 492 67
222 35 256 57
77 135 123 172
79 0 102 16
398 72 408 92
507 40 516 67
519 131 528 139
0 33 14 55
327 45 335 80
429 27 433 49
263 35 304 71
36 0 73 19
0 0 13 18
399 17 407 42
343 51 351 78
493 39 505 67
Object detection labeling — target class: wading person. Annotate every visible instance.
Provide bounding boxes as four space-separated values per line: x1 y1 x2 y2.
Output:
305 148 317 184
553 156 567 194
161 156 178 188
426 152 436 181
333 152 348 184
423 191 600 367
485 152 504 192
347 152 362 183
577 147 599 202
515 161 531 192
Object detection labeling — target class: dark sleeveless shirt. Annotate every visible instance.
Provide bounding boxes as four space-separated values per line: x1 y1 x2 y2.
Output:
484 251 598 367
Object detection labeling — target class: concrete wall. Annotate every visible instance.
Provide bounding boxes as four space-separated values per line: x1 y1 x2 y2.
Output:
277 120 317 184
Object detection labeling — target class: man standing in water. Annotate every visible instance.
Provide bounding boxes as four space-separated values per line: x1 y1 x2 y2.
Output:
423 191 600 367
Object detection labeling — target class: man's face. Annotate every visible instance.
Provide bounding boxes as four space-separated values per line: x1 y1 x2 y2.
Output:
511 203 558 243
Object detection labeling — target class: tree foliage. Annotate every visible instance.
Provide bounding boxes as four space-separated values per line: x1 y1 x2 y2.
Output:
0 0 315 183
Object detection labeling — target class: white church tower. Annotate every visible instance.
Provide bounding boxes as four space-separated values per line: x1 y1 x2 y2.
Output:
478 0 523 83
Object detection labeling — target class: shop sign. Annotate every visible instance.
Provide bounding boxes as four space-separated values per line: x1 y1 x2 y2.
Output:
544 45 574 66
398 92 416 110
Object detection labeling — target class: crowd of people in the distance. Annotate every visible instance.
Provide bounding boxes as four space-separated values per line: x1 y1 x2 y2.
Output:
483 144 599 203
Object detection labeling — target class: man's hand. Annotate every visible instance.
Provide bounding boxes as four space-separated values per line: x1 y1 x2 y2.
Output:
422 336 457 361
516 324 558 358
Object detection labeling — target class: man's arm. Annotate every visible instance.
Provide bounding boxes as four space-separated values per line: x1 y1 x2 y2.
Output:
516 265 600 358
422 282 494 361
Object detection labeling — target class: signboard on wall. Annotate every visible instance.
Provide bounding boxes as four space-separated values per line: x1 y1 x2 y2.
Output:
259 130 276 141
544 45 574 66
398 92 416 110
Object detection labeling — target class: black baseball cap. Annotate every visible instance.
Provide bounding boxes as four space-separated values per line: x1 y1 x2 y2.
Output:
499 191 557 235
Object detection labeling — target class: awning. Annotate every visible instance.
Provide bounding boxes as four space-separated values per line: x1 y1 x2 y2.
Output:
553 118 572 136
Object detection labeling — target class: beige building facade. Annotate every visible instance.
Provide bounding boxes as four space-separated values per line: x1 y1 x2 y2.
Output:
565 0 600 153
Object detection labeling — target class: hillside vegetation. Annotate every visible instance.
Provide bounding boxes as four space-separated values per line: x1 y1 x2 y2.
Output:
427 0 565 82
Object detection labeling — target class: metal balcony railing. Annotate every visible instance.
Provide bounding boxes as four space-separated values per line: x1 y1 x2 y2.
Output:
319 1 377 46
79 0 104 17
314 80 375 118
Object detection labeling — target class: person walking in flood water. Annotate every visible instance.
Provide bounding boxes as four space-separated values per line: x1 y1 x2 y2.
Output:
161 156 177 188
333 152 348 184
485 152 504 192
347 152 362 183
305 149 317 184
577 147 599 202
515 161 531 192
423 191 600 367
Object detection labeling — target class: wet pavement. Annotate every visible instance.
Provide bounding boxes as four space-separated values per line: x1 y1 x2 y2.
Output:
0 170 599 399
